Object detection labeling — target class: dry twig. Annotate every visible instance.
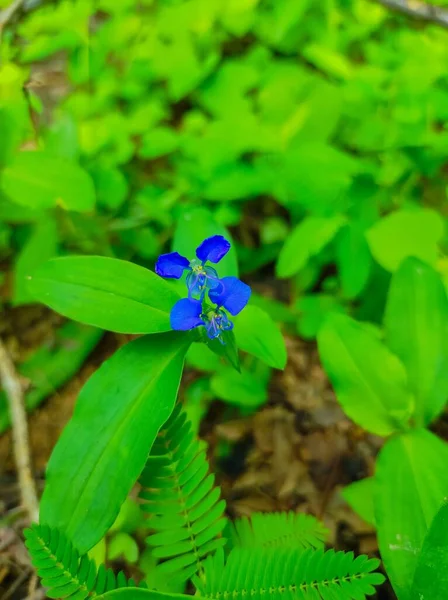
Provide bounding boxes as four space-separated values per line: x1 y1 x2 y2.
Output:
0 338 38 523
375 0 448 28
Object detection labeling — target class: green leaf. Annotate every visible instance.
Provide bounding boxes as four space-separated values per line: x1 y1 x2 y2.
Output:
211 366 268 407
2 151 95 212
296 294 345 340
39 332 190 553
317 313 413 436
366 209 444 272
0 321 102 433
411 502 448 600
375 429 448 600
13 217 59 305
28 256 180 334
385 258 448 427
98 589 189 600
234 306 287 369
336 224 371 299
205 328 240 372
341 478 375 526
276 215 345 279
172 207 238 278
108 532 139 563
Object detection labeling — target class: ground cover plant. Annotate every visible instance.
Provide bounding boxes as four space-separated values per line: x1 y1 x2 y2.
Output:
1 0 448 599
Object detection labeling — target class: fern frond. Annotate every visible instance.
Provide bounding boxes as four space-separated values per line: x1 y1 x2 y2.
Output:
139 404 227 585
195 547 385 600
24 524 140 599
228 512 328 550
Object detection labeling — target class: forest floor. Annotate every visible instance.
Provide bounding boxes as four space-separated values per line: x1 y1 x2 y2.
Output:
0 303 407 599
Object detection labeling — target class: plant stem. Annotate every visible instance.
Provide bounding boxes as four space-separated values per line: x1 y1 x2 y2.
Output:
0 337 39 523
375 0 448 28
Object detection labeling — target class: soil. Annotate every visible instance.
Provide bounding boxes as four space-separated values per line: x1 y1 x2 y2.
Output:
0 306 397 599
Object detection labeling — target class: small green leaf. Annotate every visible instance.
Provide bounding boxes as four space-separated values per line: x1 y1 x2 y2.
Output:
317 313 413 436
234 306 287 369
172 207 238 278
206 329 240 372
28 256 180 334
276 215 345 279
336 224 371 299
341 478 375 526
2 151 95 212
13 217 58 305
411 502 448 600
108 532 139 563
376 430 448 600
366 209 444 272
211 366 268 407
40 332 190 554
385 258 448 427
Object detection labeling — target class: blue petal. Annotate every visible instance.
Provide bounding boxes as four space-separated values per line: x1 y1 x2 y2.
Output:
209 276 251 316
155 252 189 279
196 235 231 264
170 298 204 331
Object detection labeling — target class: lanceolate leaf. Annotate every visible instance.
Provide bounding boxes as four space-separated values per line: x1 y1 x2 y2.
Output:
375 430 448 600
28 256 180 334
234 305 287 370
276 215 345 279
411 502 448 600
40 332 190 554
317 313 413 436
384 257 448 427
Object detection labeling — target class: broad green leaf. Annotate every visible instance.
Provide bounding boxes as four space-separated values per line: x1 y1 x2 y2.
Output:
366 209 444 272
13 217 58 305
385 258 448 427
341 478 375 526
40 332 190 553
411 502 448 600
0 322 102 433
317 313 413 436
28 256 180 334
234 306 287 369
336 224 371 299
376 430 448 600
2 151 95 212
172 207 238 277
276 215 345 279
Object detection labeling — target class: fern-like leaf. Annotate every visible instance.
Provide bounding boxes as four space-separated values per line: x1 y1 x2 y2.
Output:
24 524 140 599
228 512 328 550
139 404 227 585
195 547 385 600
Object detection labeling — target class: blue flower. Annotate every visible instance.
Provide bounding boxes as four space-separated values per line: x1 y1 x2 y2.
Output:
155 235 230 300
157 235 251 343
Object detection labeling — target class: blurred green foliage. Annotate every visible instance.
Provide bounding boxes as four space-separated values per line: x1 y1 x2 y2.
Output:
1 0 448 422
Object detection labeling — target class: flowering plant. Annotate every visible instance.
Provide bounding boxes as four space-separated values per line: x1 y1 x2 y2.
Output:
156 235 251 343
